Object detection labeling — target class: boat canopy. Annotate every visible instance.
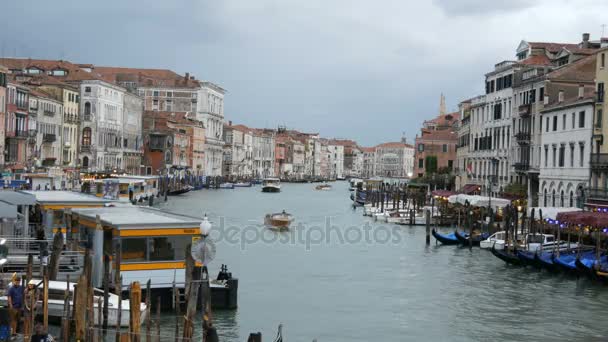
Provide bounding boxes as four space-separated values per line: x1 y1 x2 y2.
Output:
447 194 511 208
527 207 581 221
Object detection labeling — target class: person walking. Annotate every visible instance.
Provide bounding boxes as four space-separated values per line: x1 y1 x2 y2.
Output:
7 276 24 337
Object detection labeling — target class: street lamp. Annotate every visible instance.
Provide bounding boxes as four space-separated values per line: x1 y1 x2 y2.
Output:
200 214 212 237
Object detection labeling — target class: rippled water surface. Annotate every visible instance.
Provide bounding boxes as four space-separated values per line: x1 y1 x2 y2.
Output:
154 182 608 341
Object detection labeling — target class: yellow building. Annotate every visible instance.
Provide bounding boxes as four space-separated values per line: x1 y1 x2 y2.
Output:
590 47 608 206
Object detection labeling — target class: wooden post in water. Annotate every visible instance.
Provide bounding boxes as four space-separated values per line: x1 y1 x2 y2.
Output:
61 275 70 341
103 254 111 336
115 277 123 342
26 254 33 282
156 296 161 342
183 245 199 341
48 231 63 280
43 270 49 331
114 241 122 295
74 274 87 341
173 278 180 342
468 204 473 250
145 280 152 342
247 333 262 342
425 209 431 245
130 281 142 342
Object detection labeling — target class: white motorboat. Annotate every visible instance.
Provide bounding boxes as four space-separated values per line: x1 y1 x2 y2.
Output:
0 279 148 327
480 232 579 252
262 178 281 193
480 231 506 250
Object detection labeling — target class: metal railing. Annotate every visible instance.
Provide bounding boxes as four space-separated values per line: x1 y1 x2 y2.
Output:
43 133 56 143
588 188 608 199
590 153 608 168
515 132 531 143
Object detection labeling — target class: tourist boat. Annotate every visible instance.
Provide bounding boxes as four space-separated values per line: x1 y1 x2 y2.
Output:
168 185 193 195
262 178 281 193
454 230 490 247
480 231 506 250
0 279 148 327
264 211 294 230
431 229 459 245
234 182 252 187
315 183 332 191
219 183 235 189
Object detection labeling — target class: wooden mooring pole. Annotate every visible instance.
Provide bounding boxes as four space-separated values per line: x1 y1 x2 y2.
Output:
130 281 142 342
425 209 431 245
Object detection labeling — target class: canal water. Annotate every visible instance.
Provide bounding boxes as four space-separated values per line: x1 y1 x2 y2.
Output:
156 181 608 341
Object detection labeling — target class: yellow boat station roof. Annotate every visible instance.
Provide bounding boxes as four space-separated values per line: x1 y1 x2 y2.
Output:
71 206 202 229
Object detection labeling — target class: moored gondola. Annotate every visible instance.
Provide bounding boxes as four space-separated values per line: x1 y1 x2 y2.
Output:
516 250 540 268
431 229 459 245
552 251 587 275
491 244 525 266
575 253 608 278
535 251 559 273
454 230 490 247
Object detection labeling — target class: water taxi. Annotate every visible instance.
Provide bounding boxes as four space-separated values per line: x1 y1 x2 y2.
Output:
264 211 294 230
315 184 332 191
262 178 281 193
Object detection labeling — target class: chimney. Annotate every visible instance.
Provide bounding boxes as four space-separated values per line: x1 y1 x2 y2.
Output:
578 84 584 99
185 72 190 84
558 90 564 103
582 33 590 48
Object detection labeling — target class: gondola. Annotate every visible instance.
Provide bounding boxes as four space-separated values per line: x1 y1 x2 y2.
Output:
431 229 459 245
167 185 193 196
491 244 525 266
552 250 591 275
575 254 608 278
454 230 489 247
535 251 559 273
516 250 540 268
595 267 608 283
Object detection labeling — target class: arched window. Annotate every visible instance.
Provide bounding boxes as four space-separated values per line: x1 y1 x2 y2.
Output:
82 127 91 146
570 191 574 207
560 190 564 207
82 156 89 168
552 189 556 207
84 102 91 119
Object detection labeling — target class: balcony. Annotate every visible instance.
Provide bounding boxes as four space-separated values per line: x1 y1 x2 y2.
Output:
588 188 608 200
43 110 54 116
590 153 608 169
14 130 28 139
81 145 91 153
515 132 531 144
43 133 56 143
42 158 56 166
518 104 531 117
514 163 530 172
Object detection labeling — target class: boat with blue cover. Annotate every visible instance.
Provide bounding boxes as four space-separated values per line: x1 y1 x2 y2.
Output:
575 253 608 277
553 250 594 274
491 245 525 266
535 251 559 272
431 229 459 245
454 230 490 247
516 250 540 268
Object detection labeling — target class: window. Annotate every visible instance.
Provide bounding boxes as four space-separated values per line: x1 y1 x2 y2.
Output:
562 114 566 130
543 189 548 206
166 100 172 111
85 86 91 93
447 160 453 169
599 83 605 102
579 111 585 128
149 236 190 261
553 116 557 131
544 146 548 167
580 144 584 167
539 87 544 101
558 145 565 167
153 91 159 97
82 127 91 146
552 146 556 167
546 117 549 132
442 144 447 153
418 158 424 168
552 190 556 207
597 109 603 128
121 238 147 262
418 144 424 152
602 53 606 68
84 102 91 119
570 144 575 167
570 191 574 207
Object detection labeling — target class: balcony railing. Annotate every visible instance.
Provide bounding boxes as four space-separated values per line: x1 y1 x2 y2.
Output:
43 133 56 143
43 110 54 116
514 162 530 172
588 188 608 200
81 145 91 153
515 132 531 144
590 153 608 169
518 104 531 117
42 158 56 166
15 130 28 138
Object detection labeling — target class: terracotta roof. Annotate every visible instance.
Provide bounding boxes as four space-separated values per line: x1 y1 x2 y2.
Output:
0 58 102 82
375 142 413 149
93 66 199 89
546 54 596 82
28 88 56 100
541 88 595 112
419 129 458 141
328 139 357 147
528 42 580 53
228 124 252 133
520 54 551 66
360 147 376 153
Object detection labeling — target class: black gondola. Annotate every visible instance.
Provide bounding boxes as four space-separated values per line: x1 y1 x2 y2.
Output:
454 230 489 247
535 251 559 273
516 250 540 268
431 229 459 245
491 245 525 266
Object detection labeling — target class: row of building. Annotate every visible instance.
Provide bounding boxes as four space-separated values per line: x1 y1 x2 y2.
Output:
0 57 418 182
442 32 608 209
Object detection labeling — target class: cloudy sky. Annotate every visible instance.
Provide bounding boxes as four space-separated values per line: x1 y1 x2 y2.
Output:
3 0 608 145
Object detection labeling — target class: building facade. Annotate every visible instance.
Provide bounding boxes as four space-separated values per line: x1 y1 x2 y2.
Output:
197 82 226 177
414 112 459 178
28 89 63 168
122 92 144 174
5 82 29 171
374 142 415 178
252 129 275 178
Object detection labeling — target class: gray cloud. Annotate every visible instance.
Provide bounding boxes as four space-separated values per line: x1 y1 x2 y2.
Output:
2 0 608 145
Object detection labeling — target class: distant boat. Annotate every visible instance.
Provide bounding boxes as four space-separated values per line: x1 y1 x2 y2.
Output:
315 183 332 191
168 185 193 196
219 183 235 189
234 182 252 187
262 178 281 193
431 229 459 245
265 211 293 230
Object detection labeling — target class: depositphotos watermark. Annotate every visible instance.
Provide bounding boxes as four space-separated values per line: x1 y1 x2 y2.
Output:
206 217 405 251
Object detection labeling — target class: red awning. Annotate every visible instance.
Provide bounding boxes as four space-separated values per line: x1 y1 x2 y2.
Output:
460 184 481 195
432 190 455 198
556 211 608 227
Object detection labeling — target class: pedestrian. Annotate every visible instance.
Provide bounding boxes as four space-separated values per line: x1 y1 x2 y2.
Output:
30 321 53 342
7 276 24 337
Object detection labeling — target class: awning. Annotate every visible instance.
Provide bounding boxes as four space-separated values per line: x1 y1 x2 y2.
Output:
431 190 455 198
460 184 481 195
527 207 581 221
448 194 511 208
556 211 608 227
0 202 17 219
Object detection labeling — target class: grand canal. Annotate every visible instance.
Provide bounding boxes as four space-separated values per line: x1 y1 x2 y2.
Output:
157 182 608 341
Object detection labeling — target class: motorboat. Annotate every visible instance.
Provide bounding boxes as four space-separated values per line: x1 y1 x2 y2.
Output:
265 211 294 230
262 178 281 193
315 183 332 191
219 183 235 189
0 279 147 327
480 231 506 250
234 182 252 187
